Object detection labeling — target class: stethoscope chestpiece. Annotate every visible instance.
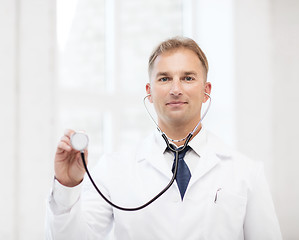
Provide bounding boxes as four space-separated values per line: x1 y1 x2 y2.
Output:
70 132 89 152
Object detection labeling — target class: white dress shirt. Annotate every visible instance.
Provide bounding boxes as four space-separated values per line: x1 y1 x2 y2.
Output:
45 127 282 239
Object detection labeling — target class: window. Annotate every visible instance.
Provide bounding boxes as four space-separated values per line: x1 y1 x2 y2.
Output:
57 0 183 165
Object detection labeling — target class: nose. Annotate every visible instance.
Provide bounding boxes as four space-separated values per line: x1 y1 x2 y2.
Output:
169 78 183 96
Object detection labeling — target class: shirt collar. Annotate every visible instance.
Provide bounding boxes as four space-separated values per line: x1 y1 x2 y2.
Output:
153 126 208 156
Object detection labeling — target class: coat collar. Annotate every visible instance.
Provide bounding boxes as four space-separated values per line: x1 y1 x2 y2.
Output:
136 127 233 180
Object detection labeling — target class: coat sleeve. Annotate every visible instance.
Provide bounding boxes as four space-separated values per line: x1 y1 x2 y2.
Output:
45 162 114 239
243 164 282 240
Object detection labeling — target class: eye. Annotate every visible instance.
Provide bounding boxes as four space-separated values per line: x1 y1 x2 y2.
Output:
159 77 169 82
184 76 194 81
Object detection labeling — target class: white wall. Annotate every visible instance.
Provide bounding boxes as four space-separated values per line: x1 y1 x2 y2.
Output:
0 1 18 239
0 0 56 239
234 0 299 239
271 0 299 238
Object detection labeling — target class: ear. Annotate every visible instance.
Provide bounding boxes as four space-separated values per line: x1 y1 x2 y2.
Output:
146 83 153 103
203 82 212 103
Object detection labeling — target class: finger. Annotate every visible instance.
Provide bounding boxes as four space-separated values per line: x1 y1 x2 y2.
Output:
60 135 71 145
57 141 72 153
84 149 88 159
64 129 75 139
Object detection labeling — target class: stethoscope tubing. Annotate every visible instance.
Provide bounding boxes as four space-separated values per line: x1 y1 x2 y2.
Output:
80 133 192 211
81 94 211 211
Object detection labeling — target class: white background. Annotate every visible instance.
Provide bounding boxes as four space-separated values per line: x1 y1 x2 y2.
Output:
0 0 299 239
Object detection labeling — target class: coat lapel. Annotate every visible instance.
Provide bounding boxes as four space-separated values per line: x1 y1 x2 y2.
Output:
188 148 220 188
136 132 173 179
187 127 232 188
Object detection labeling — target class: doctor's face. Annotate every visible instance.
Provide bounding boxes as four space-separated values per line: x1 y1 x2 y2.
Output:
146 48 211 130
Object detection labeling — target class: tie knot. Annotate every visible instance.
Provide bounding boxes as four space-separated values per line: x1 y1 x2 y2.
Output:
174 146 191 160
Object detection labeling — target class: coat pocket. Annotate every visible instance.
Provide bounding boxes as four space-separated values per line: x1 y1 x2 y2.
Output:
203 189 247 240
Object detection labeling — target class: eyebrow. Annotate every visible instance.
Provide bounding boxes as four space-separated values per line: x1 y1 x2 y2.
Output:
155 72 169 78
155 71 198 78
184 71 197 76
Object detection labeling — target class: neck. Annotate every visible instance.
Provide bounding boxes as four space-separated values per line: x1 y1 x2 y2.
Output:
159 121 202 147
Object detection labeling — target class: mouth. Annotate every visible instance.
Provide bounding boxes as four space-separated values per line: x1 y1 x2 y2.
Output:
166 101 187 107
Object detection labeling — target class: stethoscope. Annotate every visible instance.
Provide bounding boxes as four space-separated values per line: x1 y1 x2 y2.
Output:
70 92 211 211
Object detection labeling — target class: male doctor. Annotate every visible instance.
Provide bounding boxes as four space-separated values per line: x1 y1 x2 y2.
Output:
46 37 282 239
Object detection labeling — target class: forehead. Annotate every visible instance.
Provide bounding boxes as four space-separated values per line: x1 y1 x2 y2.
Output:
151 48 205 77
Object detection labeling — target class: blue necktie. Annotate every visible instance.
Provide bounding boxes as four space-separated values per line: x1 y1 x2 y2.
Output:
171 146 191 200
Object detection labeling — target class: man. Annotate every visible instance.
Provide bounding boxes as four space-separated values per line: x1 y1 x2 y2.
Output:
46 37 282 239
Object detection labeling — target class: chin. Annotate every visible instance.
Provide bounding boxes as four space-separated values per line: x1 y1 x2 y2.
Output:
166 115 187 125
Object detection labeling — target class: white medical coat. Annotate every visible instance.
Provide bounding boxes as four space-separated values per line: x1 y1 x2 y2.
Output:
45 128 282 239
